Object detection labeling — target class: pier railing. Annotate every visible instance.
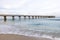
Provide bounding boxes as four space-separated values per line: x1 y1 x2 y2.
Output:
0 15 55 21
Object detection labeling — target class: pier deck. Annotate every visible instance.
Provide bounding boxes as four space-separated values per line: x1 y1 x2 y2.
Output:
0 15 55 21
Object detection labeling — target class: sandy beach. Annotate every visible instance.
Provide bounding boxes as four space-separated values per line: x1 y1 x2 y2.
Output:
0 34 52 40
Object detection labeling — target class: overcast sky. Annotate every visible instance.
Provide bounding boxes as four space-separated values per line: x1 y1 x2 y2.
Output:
0 0 60 17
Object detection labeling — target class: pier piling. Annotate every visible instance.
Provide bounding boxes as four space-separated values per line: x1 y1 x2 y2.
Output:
38 16 39 19
24 16 26 19
35 16 37 19
19 16 21 19
12 16 14 20
28 16 30 19
4 16 7 21
32 16 34 19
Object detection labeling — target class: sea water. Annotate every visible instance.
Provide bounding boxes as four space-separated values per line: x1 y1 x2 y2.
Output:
0 17 60 40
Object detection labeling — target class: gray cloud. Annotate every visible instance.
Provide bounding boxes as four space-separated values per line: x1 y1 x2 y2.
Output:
0 0 60 17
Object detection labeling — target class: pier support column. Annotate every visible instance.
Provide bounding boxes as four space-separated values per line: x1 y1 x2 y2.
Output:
35 16 37 19
4 16 7 21
32 16 34 19
24 16 26 19
19 16 21 19
40 16 43 18
12 16 14 20
38 16 39 19
48 16 51 18
28 16 30 19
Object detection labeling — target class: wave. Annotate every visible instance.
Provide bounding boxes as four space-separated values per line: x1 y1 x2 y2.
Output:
0 18 60 40
0 31 60 40
0 24 60 40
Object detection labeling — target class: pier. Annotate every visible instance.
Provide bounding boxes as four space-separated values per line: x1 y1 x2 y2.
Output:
0 15 55 21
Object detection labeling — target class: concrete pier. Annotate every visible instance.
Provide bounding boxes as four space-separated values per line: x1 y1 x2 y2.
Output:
4 16 6 21
24 16 26 19
35 16 37 19
28 16 30 19
32 16 34 19
19 16 21 19
12 16 14 20
38 16 39 19
0 15 55 21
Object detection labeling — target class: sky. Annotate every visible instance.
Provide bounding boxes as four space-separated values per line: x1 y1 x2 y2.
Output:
0 0 60 17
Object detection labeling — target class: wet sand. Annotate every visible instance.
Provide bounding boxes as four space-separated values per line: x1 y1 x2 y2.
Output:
0 34 52 40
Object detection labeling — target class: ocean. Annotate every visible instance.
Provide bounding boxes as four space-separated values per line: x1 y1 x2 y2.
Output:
0 17 60 40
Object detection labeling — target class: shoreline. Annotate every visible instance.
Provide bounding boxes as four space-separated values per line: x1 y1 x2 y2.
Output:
0 34 52 40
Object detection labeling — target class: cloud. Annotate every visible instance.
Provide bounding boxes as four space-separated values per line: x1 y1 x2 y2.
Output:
0 0 60 17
